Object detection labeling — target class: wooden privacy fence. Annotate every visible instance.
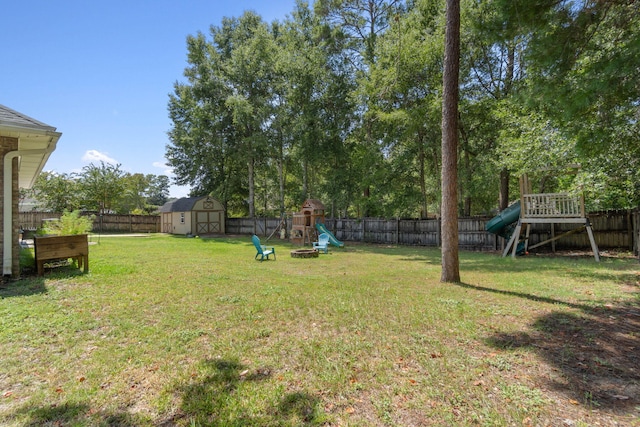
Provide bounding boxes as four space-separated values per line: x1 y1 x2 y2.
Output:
19 212 161 234
21 209 639 254
227 209 639 252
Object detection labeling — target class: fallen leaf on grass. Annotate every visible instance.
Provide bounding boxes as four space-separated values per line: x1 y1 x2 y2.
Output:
345 407 355 414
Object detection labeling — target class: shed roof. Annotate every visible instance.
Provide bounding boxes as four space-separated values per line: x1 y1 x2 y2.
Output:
159 196 224 213
159 197 199 213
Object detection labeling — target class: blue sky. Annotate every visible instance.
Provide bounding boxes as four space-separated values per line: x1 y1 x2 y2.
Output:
2 0 298 198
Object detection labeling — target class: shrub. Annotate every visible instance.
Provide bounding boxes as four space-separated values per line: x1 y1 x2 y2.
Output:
40 210 94 235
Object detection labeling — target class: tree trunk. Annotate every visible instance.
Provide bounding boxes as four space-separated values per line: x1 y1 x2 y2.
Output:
302 158 309 201
278 139 285 215
440 0 461 283
499 168 509 210
248 157 255 218
419 140 428 219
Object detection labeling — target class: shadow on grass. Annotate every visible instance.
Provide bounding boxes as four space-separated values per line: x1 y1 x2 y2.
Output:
164 358 323 426
16 402 149 427
464 280 640 416
0 276 46 298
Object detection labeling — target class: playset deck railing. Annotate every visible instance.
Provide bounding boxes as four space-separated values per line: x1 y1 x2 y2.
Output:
522 193 584 218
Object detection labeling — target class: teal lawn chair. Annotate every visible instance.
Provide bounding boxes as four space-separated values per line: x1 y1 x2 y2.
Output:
313 233 330 254
252 235 276 261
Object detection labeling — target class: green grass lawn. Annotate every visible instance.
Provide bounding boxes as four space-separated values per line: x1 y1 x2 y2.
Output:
1 235 639 426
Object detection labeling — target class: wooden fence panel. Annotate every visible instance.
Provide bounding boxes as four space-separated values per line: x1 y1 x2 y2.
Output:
19 212 160 233
458 218 496 251
521 210 632 250
24 209 635 251
332 218 362 242
225 217 286 237
199 209 640 253
18 212 61 230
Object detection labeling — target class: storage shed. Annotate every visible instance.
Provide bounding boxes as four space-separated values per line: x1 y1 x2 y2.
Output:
159 196 225 235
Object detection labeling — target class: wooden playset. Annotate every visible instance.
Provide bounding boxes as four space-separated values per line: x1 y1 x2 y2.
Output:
290 199 325 245
503 171 600 261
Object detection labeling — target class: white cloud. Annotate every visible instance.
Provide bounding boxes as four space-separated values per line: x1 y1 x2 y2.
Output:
170 185 190 198
82 150 118 165
153 160 175 176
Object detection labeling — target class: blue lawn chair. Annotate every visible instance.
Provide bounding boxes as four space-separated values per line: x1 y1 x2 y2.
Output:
252 235 276 261
313 233 330 254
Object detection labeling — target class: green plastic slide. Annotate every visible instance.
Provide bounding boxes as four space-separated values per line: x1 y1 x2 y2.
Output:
485 201 525 254
315 222 344 247
485 201 521 239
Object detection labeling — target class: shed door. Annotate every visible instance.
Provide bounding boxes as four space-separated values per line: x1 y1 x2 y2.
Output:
162 213 172 233
196 211 222 234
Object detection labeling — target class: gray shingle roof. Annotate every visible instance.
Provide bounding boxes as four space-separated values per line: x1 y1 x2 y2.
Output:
0 104 57 132
159 197 200 213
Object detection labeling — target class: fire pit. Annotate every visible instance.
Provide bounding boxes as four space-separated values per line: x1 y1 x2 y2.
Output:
290 249 319 258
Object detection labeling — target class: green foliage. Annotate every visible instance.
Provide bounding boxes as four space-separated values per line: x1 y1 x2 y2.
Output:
32 171 81 212
162 0 640 217
19 247 35 274
40 210 94 236
32 165 170 214
78 162 126 214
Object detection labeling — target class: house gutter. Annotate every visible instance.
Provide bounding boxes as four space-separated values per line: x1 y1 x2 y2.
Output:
3 143 57 275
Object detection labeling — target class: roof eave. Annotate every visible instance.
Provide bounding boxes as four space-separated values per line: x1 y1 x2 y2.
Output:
0 124 62 188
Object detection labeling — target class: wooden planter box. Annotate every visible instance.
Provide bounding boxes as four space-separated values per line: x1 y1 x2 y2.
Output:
34 234 89 276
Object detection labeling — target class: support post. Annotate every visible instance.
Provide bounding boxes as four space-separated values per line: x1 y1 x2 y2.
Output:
510 222 522 258
502 220 521 257
585 219 600 262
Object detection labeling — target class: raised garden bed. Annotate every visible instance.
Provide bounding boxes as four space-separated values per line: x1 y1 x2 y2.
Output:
34 234 89 276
